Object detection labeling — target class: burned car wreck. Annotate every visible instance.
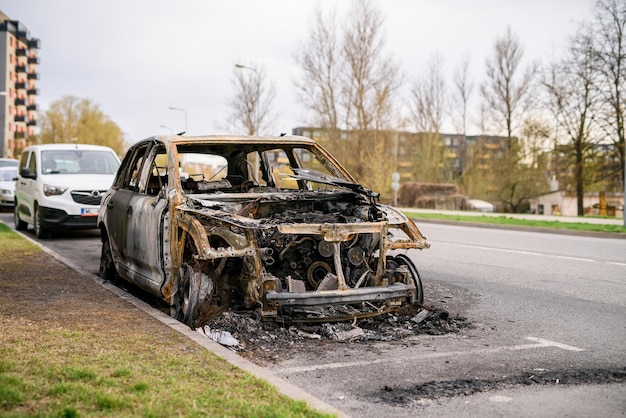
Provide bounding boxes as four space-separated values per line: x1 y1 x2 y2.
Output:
98 135 430 328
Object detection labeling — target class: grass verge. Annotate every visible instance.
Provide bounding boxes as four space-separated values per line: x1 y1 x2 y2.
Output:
402 211 626 235
0 223 334 418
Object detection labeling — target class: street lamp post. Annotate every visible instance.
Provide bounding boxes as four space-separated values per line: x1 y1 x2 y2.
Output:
235 64 259 76
160 124 174 135
168 106 187 133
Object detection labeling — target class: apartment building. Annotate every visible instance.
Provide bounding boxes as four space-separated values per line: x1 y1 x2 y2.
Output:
0 11 39 159
292 127 508 183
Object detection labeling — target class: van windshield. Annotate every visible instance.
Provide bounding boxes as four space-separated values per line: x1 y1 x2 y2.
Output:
41 150 120 175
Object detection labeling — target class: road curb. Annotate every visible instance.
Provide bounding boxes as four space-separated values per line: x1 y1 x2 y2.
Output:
2 221 349 418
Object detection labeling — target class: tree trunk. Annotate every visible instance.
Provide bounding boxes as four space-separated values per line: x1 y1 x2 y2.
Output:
576 143 584 216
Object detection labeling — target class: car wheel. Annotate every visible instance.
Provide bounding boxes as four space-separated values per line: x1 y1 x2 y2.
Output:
14 202 27 231
171 240 221 329
33 205 50 239
171 262 193 324
387 254 424 305
100 234 119 282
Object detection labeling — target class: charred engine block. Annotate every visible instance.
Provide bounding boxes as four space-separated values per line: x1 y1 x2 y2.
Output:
255 227 380 292
250 195 400 294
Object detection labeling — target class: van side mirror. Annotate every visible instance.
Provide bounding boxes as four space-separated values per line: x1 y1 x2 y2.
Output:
20 168 36 179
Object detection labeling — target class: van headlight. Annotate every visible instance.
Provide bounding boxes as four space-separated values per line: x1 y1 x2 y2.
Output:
44 184 68 196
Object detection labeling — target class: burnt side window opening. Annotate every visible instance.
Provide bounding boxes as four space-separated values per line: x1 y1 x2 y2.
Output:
146 147 168 196
119 144 150 191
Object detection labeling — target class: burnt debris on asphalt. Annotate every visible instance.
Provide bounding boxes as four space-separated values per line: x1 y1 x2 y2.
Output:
197 305 471 363
375 368 626 403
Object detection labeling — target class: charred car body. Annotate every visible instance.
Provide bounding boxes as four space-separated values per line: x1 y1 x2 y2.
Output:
98 135 429 328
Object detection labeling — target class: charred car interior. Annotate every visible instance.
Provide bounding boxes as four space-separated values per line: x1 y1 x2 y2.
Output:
99 135 430 328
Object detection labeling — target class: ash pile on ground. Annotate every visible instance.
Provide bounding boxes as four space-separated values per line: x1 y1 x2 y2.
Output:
197 305 472 363
375 367 626 403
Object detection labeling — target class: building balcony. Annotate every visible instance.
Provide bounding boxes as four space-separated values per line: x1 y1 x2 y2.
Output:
27 119 37 127
14 114 26 122
15 98 26 106
28 56 39 64
15 131 26 139
27 104 38 111
28 38 41 49
28 88 39 96
16 48 27 56
27 73 39 80
15 82 27 90
15 65 27 73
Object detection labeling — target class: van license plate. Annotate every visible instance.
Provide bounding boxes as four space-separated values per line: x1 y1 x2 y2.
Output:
81 208 99 217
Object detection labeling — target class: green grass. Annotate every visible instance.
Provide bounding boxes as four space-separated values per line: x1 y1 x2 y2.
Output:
0 222 40 254
402 211 626 234
0 224 334 418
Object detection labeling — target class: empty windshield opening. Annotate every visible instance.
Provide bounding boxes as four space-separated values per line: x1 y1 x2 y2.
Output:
41 150 120 175
174 143 351 194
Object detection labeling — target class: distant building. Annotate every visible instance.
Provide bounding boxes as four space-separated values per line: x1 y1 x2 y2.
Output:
0 11 40 159
292 127 509 183
529 190 624 218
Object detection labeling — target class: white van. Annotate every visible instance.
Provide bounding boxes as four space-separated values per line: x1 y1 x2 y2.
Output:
14 143 121 238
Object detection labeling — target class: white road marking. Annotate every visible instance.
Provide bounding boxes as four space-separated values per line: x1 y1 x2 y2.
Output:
276 337 585 374
525 337 585 352
489 395 513 403
433 241 623 265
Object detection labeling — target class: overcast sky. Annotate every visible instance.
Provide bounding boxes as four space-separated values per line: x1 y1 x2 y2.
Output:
1 0 594 143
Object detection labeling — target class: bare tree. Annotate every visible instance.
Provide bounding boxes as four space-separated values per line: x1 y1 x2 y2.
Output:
520 116 552 170
293 6 342 143
544 27 601 215
341 1 402 132
450 54 475 188
451 54 474 137
592 0 626 200
293 0 402 195
341 0 403 192
410 53 447 133
479 27 539 211
480 27 536 139
408 53 448 183
227 63 276 136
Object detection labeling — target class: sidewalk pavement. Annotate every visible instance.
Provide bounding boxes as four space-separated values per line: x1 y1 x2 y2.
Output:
3 223 349 418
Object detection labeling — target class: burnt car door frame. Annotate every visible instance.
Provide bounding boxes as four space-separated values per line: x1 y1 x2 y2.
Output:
104 140 169 295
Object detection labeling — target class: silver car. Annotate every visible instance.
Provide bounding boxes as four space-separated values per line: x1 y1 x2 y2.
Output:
0 166 17 207
98 135 429 328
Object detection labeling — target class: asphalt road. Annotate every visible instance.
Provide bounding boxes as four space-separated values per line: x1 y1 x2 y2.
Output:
2 211 625 417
